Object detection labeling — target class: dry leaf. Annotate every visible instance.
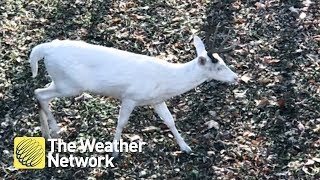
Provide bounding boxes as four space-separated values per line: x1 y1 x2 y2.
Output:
264 57 280 64
299 12 307 20
313 35 320 42
297 122 305 131
304 159 315 166
112 18 122 23
313 125 320 133
251 140 259 145
302 166 316 175
205 120 219 130
141 126 159 132
75 93 93 101
241 74 251 83
303 0 313 6
123 134 141 142
207 151 215 156
289 6 299 14
209 111 217 117
255 99 270 108
312 157 320 163
277 98 286 108
233 89 247 98
288 161 302 168
172 17 182 22
243 131 256 138
255 2 266 9
130 14 146 20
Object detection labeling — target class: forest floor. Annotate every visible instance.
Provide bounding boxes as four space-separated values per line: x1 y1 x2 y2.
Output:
0 0 319 179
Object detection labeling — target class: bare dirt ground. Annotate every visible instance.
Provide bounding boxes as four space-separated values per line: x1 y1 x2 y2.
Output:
0 0 319 179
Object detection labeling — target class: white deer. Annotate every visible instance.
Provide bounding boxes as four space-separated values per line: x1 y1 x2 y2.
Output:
29 35 238 156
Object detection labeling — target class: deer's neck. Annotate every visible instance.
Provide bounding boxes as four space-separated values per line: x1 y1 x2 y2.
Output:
167 59 207 96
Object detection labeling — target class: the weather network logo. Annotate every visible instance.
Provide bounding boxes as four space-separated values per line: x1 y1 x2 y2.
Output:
14 137 45 169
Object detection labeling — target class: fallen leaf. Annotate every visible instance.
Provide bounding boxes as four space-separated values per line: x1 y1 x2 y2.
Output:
112 18 122 23
288 161 302 168
297 122 305 131
289 6 299 14
305 159 315 166
313 125 320 133
207 151 215 156
264 57 280 64
209 111 217 117
243 131 256 138
302 166 316 175
277 98 286 108
6 166 16 172
233 89 247 98
123 134 141 142
313 157 320 163
75 93 93 101
141 126 159 132
303 0 313 7
255 2 266 9
130 14 146 20
251 140 259 145
241 74 251 83
313 35 320 42
205 120 219 130
255 99 270 108
299 12 307 20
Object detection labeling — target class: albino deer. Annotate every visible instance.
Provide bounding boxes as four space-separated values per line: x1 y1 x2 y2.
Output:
29 34 238 156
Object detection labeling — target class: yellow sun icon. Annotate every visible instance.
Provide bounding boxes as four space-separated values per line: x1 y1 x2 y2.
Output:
14 137 45 169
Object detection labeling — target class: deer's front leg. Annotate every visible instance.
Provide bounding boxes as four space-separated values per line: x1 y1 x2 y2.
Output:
153 102 192 153
112 99 136 157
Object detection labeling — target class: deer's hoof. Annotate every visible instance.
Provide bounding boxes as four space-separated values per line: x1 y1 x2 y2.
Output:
50 130 60 138
180 144 192 154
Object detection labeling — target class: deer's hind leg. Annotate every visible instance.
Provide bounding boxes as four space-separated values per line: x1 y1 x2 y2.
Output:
34 82 80 138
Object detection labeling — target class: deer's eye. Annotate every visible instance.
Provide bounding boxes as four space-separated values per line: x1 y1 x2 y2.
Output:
217 67 222 71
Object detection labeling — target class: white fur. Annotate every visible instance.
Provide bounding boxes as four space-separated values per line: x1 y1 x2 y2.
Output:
29 36 238 156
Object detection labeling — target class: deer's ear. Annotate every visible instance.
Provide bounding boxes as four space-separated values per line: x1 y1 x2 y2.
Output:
194 35 206 56
198 56 207 66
